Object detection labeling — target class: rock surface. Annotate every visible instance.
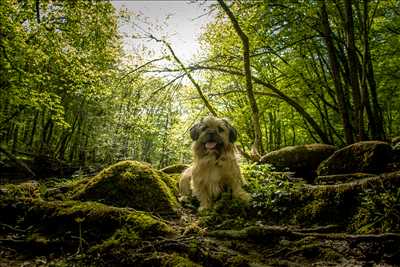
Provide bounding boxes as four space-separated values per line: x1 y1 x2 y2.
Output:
160 164 189 174
259 144 336 180
317 141 392 175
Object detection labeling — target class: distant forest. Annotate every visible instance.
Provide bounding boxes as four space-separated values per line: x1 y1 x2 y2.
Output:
1 0 399 171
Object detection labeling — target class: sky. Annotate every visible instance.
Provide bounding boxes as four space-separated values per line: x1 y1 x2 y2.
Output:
111 1 216 64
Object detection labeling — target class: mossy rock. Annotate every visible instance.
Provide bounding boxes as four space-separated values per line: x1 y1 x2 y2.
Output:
259 144 336 181
160 164 189 174
317 141 392 176
23 199 173 242
158 253 202 267
315 173 375 185
72 161 179 216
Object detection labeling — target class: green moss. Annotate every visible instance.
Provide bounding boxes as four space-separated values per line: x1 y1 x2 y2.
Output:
23 199 173 244
71 160 180 216
350 187 400 233
161 253 202 267
1 181 41 199
160 173 180 197
199 192 249 228
125 211 174 236
89 226 141 253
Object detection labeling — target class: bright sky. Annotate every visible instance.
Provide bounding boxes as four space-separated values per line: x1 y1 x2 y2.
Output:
111 1 215 64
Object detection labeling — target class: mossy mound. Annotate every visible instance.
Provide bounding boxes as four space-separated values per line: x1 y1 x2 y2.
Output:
237 164 400 232
26 199 173 239
259 144 336 181
0 198 173 242
318 141 392 175
71 160 179 216
0 191 174 261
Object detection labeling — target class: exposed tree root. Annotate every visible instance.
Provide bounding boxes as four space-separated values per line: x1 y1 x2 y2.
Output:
208 225 400 243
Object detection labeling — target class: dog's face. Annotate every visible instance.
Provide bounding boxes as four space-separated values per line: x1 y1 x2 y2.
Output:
190 116 237 156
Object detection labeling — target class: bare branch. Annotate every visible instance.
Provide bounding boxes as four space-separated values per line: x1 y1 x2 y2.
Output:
150 35 218 117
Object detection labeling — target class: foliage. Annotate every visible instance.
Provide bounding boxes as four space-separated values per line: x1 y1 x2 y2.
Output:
195 0 400 149
0 0 188 171
242 163 304 218
352 187 400 234
1 0 400 176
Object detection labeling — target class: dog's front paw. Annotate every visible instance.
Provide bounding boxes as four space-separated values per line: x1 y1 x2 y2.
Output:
237 191 251 203
178 195 190 203
197 205 212 214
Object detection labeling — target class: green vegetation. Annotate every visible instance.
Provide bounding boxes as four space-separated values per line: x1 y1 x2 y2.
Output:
1 0 400 266
1 159 400 266
71 160 180 216
1 0 400 172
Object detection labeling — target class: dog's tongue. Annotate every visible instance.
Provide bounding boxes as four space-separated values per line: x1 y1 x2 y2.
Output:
205 142 217 149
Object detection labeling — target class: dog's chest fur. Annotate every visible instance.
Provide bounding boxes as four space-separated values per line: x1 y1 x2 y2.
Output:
191 153 239 197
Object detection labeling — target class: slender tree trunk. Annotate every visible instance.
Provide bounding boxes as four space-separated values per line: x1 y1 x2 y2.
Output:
218 0 264 156
344 0 365 141
361 0 385 140
320 0 354 144
57 111 80 160
40 117 52 154
28 111 39 148
35 0 40 23
12 125 18 154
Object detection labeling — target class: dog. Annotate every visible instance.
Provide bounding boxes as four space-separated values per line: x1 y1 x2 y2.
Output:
179 116 250 211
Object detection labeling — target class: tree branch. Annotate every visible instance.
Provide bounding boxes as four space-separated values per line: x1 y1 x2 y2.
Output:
150 36 218 117
218 0 264 155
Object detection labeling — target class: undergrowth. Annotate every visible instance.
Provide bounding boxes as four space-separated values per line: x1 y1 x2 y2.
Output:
352 187 400 233
242 163 304 219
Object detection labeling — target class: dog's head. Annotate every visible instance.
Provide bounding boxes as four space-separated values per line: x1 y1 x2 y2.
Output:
190 116 237 156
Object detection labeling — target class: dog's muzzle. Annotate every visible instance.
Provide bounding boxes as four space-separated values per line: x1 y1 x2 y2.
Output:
203 131 223 151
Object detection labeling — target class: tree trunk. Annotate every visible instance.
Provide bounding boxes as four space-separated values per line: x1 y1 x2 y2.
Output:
344 0 365 141
320 0 354 144
28 111 39 148
360 0 385 140
218 0 264 156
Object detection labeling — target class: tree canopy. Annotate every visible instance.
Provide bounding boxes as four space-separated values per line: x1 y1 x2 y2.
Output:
1 0 399 172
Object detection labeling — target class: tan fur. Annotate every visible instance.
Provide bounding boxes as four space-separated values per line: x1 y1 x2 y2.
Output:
179 116 250 211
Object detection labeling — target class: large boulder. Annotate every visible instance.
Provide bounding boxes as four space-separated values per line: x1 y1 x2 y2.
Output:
259 144 336 180
160 164 189 174
317 141 392 176
72 160 179 216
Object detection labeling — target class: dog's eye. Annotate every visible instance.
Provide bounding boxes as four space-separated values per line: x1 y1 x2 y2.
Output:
218 126 224 133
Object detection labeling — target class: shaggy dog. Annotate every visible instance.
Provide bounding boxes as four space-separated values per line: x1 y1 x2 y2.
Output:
179 116 250 211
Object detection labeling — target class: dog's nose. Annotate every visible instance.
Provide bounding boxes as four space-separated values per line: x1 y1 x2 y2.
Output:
206 129 217 138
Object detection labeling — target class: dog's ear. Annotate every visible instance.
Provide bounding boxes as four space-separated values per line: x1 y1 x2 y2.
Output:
190 123 202 141
223 119 237 143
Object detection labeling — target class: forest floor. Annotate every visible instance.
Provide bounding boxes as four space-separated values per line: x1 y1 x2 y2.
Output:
0 161 399 266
